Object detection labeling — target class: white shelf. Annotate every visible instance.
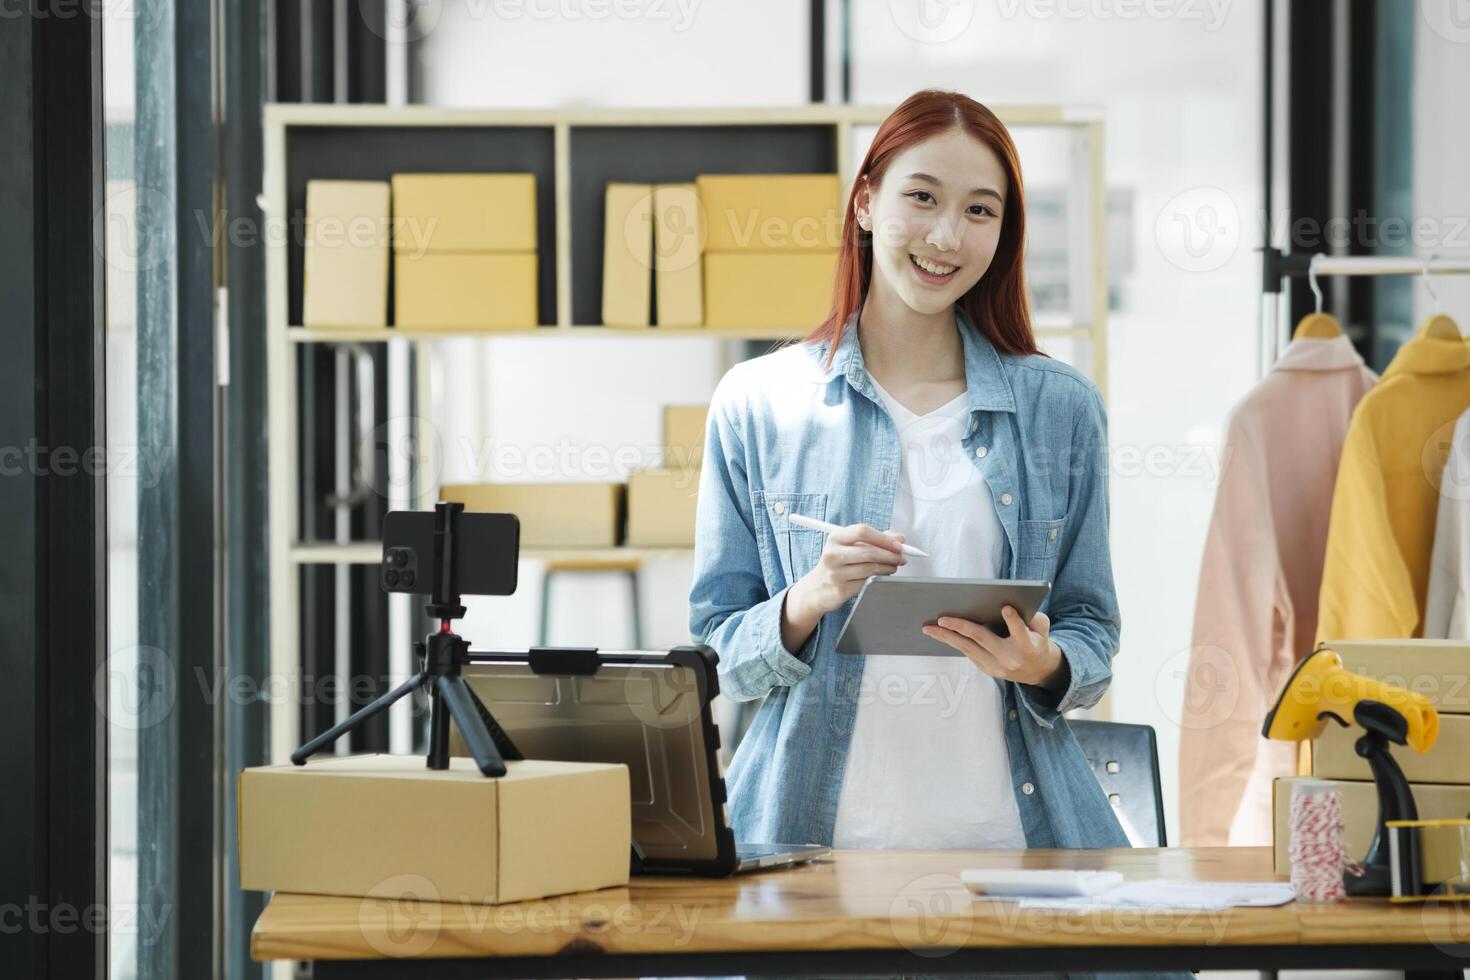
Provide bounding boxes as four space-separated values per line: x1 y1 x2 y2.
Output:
285 317 1093 344
285 325 808 343
289 542 694 565
266 101 1112 762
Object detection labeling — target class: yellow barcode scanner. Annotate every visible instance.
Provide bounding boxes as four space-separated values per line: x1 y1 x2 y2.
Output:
1262 644 1440 897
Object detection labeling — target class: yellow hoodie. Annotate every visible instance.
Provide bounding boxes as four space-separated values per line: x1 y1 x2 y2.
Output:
1317 334 1470 642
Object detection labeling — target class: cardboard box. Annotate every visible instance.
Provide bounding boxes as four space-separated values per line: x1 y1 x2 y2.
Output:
703 251 837 329
1314 712 1470 784
439 482 624 548
696 174 842 252
602 183 654 327
662 404 708 471
653 183 703 327
395 253 538 330
1322 639 1470 714
303 180 390 328
238 754 630 904
1272 776 1470 875
391 173 537 254
625 468 699 547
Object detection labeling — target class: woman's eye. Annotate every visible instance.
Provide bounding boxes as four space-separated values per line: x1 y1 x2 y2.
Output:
907 190 934 204
969 205 996 217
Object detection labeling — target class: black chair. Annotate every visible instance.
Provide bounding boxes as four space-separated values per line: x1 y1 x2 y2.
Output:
1068 719 1167 848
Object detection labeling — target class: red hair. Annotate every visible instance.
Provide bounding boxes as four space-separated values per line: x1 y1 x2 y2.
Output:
807 90 1042 365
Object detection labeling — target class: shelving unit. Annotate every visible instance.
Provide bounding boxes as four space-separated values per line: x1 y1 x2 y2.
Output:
265 103 1108 762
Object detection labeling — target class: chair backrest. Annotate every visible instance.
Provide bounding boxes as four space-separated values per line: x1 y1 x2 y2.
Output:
1067 720 1167 848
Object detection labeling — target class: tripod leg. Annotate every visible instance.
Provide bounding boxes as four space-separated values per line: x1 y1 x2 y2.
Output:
465 684 524 762
437 675 508 777
292 672 425 765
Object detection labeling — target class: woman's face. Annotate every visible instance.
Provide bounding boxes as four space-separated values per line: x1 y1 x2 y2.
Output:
856 128 1009 317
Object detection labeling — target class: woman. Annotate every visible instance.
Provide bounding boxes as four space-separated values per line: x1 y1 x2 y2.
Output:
689 90 1183 979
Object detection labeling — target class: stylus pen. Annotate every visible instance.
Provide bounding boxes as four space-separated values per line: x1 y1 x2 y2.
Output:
788 512 930 559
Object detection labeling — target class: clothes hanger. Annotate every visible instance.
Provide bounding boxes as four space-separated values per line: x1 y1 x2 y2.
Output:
1417 255 1462 340
1293 254 1343 339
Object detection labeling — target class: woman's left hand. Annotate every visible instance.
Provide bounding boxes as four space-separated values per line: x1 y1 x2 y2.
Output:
922 606 1068 691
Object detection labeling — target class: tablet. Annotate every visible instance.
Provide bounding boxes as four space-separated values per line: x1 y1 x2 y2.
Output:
833 576 1051 657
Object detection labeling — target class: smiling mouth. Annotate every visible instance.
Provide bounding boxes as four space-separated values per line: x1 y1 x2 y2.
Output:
909 252 960 281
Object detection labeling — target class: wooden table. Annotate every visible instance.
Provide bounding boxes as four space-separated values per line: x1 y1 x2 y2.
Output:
252 847 1470 977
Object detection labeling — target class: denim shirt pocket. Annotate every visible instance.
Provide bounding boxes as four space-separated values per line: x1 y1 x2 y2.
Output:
752 490 829 589
1015 516 1065 583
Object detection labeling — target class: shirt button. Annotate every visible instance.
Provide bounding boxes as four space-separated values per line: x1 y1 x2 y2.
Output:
1000 493 1013 506
1048 527 1058 541
974 446 988 459
1008 709 1018 721
773 502 786 515
1021 782 1035 796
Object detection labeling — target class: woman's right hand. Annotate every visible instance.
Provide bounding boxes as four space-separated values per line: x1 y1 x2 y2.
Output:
781 524 906 651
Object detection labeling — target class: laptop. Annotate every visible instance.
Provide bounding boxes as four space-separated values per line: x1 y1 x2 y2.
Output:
455 645 829 876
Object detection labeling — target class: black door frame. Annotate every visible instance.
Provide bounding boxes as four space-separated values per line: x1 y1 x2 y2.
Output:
0 7 107 980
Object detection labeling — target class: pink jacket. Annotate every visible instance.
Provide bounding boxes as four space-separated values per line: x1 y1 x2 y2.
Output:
1178 335 1376 846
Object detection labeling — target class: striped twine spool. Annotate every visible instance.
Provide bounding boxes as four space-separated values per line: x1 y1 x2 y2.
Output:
1289 782 1350 902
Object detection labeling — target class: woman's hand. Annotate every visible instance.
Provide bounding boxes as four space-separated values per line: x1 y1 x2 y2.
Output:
793 522 907 617
922 606 1069 691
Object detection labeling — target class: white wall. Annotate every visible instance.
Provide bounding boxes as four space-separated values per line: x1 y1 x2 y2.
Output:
416 1 1270 841
1415 1 1470 323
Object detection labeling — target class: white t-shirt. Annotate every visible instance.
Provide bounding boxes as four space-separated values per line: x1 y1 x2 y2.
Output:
830 376 1028 850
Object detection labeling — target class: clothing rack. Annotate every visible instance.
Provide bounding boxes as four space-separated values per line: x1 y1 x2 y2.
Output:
1256 247 1470 375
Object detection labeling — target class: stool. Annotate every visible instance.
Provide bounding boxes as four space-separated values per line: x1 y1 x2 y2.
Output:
537 556 644 648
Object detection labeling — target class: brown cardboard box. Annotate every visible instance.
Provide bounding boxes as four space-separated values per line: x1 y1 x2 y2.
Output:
662 404 708 471
303 180 391 328
439 483 624 548
1321 639 1470 714
602 183 654 327
391 173 537 254
626 468 699 547
695 174 842 252
238 755 630 904
1314 712 1470 784
395 253 538 330
703 252 837 329
653 183 703 327
1272 776 1470 875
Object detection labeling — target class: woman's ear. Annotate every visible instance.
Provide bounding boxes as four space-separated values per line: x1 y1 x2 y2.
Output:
854 177 872 232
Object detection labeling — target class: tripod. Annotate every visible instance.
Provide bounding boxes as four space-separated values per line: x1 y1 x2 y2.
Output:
291 502 521 777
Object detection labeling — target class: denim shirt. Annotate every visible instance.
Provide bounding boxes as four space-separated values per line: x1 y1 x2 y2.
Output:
689 306 1131 854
